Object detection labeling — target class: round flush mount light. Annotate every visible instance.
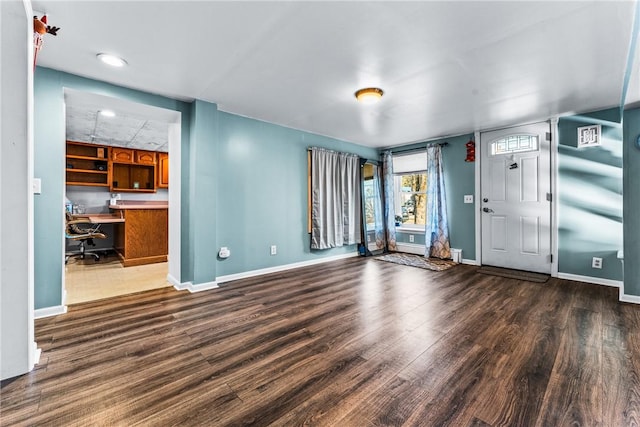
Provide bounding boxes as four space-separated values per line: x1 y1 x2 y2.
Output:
99 110 115 118
355 87 384 104
96 53 127 67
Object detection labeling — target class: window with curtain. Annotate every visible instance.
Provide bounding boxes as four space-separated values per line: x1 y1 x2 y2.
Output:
392 152 428 228
310 147 361 250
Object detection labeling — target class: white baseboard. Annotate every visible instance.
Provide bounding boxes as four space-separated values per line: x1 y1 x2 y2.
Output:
34 304 67 319
170 275 219 293
557 272 623 288
167 273 182 288
620 293 640 304
187 281 219 292
549 273 640 304
394 243 425 256
33 342 41 366
395 244 477 265
216 252 359 284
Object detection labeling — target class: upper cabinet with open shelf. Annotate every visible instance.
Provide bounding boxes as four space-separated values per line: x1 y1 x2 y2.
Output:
65 141 168 192
65 141 110 187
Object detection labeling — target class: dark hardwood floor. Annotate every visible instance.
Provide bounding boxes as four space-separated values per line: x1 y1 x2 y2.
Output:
2 257 639 426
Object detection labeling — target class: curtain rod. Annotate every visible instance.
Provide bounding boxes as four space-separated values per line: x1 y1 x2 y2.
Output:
386 141 449 155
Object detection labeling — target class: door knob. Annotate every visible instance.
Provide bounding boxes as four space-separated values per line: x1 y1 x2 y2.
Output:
482 207 494 213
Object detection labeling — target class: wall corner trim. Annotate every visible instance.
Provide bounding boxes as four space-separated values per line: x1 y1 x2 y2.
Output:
34 305 67 319
462 259 479 266
216 252 359 284
169 275 219 293
556 272 623 289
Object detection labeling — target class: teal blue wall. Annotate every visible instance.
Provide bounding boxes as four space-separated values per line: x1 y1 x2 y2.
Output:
387 134 476 260
34 69 66 309
34 68 377 308
35 68 629 308
216 112 377 276
396 232 426 245
558 108 623 281
34 67 191 309
623 107 640 295
188 100 219 283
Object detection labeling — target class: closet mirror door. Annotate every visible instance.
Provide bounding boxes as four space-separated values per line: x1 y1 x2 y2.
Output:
362 162 385 256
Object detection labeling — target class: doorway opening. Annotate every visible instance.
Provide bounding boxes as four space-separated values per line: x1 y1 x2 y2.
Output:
62 89 181 304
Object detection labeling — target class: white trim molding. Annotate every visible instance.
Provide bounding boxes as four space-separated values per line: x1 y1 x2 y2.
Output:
557 272 622 289
620 293 640 304
550 117 559 278
462 258 479 266
169 274 219 293
34 305 67 319
32 342 41 366
474 130 482 268
557 273 640 304
216 252 359 284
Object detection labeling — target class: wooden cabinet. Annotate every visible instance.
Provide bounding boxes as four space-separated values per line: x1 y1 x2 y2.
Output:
66 141 110 187
66 142 163 192
110 148 157 192
136 150 156 165
157 152 169 188
111 147 134 163
112 206 168 267
111 163 156 192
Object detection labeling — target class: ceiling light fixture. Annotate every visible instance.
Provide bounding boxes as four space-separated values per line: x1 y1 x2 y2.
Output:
99 110 115 118
96 53 127 67
355 87 384 104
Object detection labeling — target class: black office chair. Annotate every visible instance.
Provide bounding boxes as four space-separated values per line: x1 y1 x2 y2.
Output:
65 212 107 263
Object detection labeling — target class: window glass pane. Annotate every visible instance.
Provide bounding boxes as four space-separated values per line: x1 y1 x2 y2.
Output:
363 180 375 227
491 135 538 155
395 172 427 226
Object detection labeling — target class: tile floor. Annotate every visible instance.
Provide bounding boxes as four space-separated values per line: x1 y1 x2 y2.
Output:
64 254 171 304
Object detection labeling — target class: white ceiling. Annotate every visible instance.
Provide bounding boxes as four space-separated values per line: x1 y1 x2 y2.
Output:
33 1 639 149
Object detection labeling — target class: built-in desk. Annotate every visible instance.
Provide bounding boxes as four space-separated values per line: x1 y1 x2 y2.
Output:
71 213 124 224
109 202 168 267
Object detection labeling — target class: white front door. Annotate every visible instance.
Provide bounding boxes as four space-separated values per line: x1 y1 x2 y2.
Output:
480 123 551 274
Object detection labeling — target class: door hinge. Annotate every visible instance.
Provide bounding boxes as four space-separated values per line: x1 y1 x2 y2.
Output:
549 254 553 263
546 192 552 202
546 132 551 142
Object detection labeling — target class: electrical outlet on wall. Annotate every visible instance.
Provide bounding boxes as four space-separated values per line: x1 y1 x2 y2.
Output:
592 257 602 269
270 245 277 256
409 235 415 243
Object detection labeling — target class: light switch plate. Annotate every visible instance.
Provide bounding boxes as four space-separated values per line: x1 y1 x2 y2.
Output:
464 195 473 204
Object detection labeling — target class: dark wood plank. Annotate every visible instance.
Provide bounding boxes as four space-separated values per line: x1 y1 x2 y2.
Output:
1 259 638 426
535 307 603 426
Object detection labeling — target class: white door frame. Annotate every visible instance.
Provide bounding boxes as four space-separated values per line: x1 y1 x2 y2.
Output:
474 119 558 277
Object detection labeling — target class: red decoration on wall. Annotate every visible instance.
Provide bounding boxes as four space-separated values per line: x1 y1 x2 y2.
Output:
33 15 60 71
465 140 475 162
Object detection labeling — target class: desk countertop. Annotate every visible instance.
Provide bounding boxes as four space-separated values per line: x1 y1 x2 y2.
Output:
71 213 124 224
109 202 168 210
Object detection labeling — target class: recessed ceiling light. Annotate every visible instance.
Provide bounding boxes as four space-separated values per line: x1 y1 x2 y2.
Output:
355 87 384 104
96 53 127 67
99 110 115 118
